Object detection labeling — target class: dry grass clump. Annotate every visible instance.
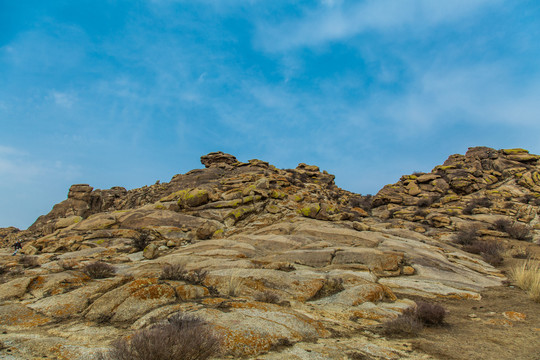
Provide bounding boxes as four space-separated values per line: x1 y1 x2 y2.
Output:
159 264 208 285
159 264 188 281
415 301 446 325
254 290 281 304
510 260 540 302
463 240 503 267
99 313 221 360
382 301 446 337
493 218 533 241
454 224 481 246
382 308 423 336
82 261 116 279
506 223 533 241
463 197 492 215
132 230 152 251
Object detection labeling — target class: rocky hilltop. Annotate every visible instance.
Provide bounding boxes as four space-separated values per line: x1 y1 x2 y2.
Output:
0 148 539 360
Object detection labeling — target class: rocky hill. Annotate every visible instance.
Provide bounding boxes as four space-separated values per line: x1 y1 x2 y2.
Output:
0 148 539 360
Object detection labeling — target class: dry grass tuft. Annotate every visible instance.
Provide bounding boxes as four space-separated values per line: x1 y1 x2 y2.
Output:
510 260 540 302
82 261 116 279
98 313 220 360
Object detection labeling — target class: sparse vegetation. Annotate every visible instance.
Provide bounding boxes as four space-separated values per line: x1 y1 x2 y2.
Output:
132 230 152 251
415 301 446 326
493 218 533 241
506 223 533 241
382 301 446 337
82 261 116 279
454 224 481 246
254 290 280 304
510 260 540 302
159 264 188 281
463 197 492 215
382 308 423 336
159 264 208 285
463 240 503 266
310 277 344 300
98 313 221 360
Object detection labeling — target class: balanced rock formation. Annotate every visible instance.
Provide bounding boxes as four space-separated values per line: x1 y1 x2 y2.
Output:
0 148 538 360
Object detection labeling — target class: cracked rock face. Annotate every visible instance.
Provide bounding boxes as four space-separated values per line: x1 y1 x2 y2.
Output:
0 148 538 359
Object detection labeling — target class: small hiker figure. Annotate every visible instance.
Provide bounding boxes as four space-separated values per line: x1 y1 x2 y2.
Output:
12 239 23 256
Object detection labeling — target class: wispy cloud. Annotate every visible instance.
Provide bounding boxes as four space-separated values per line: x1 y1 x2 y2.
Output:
257 0 500 52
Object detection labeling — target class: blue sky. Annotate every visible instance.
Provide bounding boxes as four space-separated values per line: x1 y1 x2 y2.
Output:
1 0 540 229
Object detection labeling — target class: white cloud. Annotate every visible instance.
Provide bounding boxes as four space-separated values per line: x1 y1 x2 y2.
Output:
51 90 77 108
257 0 500 52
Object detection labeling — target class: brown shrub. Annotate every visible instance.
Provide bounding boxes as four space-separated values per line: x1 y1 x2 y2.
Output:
382 308 423 337
99 313 220 360
505 223 533 241
415 301 446 326
454 225 480 245
493 218 513 232
159 264 207 285
159 264 188 281
82 261 116 279
132 230 151 251
463 240 503 266
254 290 280 304
463 197 492 215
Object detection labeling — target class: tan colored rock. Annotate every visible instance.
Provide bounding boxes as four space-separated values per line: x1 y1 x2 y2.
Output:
143 243 159 259
0 277 34 300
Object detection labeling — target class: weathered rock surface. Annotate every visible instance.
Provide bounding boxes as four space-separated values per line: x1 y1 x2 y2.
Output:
1 148 539 359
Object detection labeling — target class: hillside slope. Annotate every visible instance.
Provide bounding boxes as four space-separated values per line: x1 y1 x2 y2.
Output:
0 148 538 360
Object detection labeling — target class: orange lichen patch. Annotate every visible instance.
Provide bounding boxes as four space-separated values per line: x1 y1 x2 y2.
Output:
0 304 51 327
201 297 230 306
126 278 158 292
502 311 527 321
351 309 391 321
175 285 209 301
214 326 279 356
485 318 514 327
132 284 176 300
48 344 80 360
291 279 325 302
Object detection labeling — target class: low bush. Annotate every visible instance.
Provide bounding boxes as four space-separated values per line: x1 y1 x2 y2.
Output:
82 261 116 279
493 218 513 232
454 225 480 246
382 308 423 337
510 260 540 302
505 223 533 241
382 301 446 337
463 197 492 215
463 240 503 266
159 264 188 281
254 290 280 304
132 230 151 251
159 264 208 285
99 313 221 360
415 301 446 325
